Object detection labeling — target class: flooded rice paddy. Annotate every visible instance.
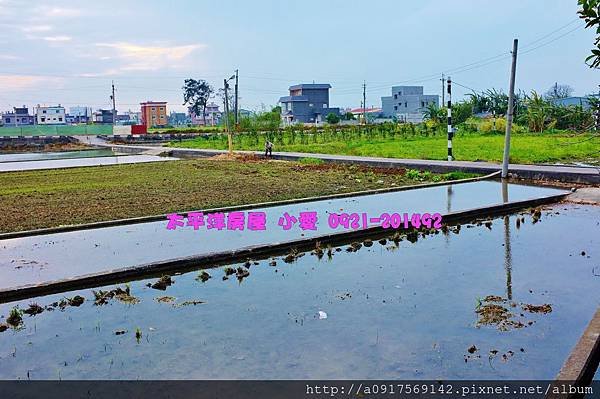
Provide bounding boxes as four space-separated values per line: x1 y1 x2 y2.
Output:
0 151 177 172
0 149 117 163
0 181 566 289
0 204 598 380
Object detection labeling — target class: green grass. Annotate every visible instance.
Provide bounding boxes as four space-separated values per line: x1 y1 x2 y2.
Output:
0 159 475 233
169 130 600 165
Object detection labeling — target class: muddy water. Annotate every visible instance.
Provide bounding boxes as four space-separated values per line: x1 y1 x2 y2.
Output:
0 181 566 289
0 204 597 380
0 149 117 163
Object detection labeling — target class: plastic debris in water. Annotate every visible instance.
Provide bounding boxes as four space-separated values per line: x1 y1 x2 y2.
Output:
318 311 328 320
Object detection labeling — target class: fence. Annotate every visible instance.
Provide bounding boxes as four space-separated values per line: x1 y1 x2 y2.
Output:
0 125 115 137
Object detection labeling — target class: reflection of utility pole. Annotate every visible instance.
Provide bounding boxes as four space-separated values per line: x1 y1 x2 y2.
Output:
502 179 512 300
444 184 453 246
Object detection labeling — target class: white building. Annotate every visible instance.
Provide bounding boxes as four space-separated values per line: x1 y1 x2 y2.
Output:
36 105 66 125
381 86 439 123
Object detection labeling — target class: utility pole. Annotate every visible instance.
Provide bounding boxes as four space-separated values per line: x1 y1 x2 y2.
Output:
502 39 518 179
111 80 116 127
362 81 367 125
441 73 445 106
224 79 232 154
234 69 239 129
446 76 453 161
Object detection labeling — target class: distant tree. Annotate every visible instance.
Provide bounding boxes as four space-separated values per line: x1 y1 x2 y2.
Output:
343 112 356 120
182 79 213 125
544 83 574 100
422 103 445 123
578 0 600 68
326 113 340 124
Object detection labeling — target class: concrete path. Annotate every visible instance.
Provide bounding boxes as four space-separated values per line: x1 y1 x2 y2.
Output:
568 187 600 205
99 142 600 184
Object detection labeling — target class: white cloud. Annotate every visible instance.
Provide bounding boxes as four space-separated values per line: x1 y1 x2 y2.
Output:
94 42 206 73
0 74 63 91
0 54 21 60
21 25 53 33
32 6 82 19
42 35 72 42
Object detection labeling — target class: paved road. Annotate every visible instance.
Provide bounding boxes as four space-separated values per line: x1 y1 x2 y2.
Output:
98 142 600 184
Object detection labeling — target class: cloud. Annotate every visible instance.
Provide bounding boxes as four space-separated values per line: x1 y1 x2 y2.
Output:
93 42 206 73
21 25 53 33
0 74 63 91
0 54 21 60
42 35 72 42
33 7 82 18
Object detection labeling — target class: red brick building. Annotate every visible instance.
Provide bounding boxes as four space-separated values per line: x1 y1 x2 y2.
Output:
140 101 167 127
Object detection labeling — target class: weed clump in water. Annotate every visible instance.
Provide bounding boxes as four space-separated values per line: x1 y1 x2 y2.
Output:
196 271 211 282
150 276 173 291
236 267 250 281
68 295 85 307
7 307 23 328
284 247 302 263
156 296 175 303
346 242 362 252
406 231 419 243
363 239 373 247
23 303 44 316
522 303 552 314
93 286 138 305
313 241 324 259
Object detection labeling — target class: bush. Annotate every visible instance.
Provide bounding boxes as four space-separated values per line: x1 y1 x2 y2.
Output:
326 113 340 124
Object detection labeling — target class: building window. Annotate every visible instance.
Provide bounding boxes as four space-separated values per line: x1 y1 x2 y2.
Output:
394 94 397 99
393 106 397 111
309 103 313 107
323 104 327 108
421 101 425 107
56 110 60 113
42 110 47 114
58 117 63 122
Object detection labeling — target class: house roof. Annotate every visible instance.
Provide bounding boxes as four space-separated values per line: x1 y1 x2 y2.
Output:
279 95 308 103
289 84 331 91
349 107 382 114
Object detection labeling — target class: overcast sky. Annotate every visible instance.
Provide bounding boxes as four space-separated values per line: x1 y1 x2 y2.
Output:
0 0 597 113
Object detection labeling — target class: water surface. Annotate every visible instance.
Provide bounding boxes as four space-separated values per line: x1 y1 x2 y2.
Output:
0 204 597 380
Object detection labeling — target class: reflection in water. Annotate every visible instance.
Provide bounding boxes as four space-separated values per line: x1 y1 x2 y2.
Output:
501 179 512 299
504 215 513 300
446 184 454 213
